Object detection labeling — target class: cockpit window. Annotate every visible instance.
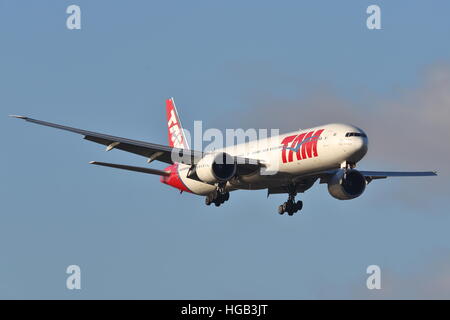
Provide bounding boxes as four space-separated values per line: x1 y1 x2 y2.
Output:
345 132 367 138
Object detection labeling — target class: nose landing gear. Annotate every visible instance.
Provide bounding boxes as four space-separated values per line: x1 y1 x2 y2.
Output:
278 187 303 216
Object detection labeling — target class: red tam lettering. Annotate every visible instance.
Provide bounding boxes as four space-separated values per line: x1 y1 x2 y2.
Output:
280 135 296 163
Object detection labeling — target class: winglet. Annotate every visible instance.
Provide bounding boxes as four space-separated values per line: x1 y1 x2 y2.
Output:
9 115 28 119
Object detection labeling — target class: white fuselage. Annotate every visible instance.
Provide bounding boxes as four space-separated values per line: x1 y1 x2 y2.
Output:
178 123 368 195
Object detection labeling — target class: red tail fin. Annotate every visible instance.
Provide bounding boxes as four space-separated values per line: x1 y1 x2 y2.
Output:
166 98 189 149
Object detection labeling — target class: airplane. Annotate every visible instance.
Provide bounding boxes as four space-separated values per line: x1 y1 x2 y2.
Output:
10 98 437 216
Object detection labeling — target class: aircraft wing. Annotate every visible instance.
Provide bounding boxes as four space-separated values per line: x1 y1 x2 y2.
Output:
313 169 437 184
10 115 201 165
11 115 261 173
269 168 437 195
358 170 437 181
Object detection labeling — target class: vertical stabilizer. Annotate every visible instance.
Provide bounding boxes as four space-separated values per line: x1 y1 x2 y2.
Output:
166 98 190 149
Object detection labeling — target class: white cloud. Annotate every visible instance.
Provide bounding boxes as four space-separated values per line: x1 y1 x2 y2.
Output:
235 62 450 174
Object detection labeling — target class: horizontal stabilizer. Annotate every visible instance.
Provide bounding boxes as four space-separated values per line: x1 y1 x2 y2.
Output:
89 161 170 176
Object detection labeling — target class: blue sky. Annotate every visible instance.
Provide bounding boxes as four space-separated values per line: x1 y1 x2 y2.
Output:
1 0 450 299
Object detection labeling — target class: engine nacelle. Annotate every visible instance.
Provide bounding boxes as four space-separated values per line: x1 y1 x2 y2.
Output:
196 152 237 184
327 169 366 200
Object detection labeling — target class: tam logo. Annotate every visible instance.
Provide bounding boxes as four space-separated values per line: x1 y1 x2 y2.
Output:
281 129 324 163
167 109 183 147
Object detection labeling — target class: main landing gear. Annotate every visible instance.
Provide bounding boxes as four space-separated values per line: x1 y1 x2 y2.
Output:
205 184 230 207
278 188 303 216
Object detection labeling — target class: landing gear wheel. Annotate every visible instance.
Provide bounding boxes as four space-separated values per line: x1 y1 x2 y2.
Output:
276 185 303 216
286 202 293 214
205 189 230 207
296 200 303 212
289 201 296 215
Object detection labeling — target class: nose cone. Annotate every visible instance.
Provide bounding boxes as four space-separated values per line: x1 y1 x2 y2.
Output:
355 136 368 155
351 133 368 162
344 127 369 162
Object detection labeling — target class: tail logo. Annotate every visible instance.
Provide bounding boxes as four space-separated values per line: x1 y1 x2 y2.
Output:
167 109 183 148
281 129 324 163
166 98 189 149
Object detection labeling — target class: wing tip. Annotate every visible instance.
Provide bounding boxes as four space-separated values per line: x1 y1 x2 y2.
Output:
9 114 28 119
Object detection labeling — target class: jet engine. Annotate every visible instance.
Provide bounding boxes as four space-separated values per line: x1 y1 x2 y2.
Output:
195 152 237 184
327 169 366 200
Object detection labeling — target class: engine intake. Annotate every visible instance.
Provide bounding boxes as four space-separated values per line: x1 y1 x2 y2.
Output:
196 152 237 184
327 169 366 200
